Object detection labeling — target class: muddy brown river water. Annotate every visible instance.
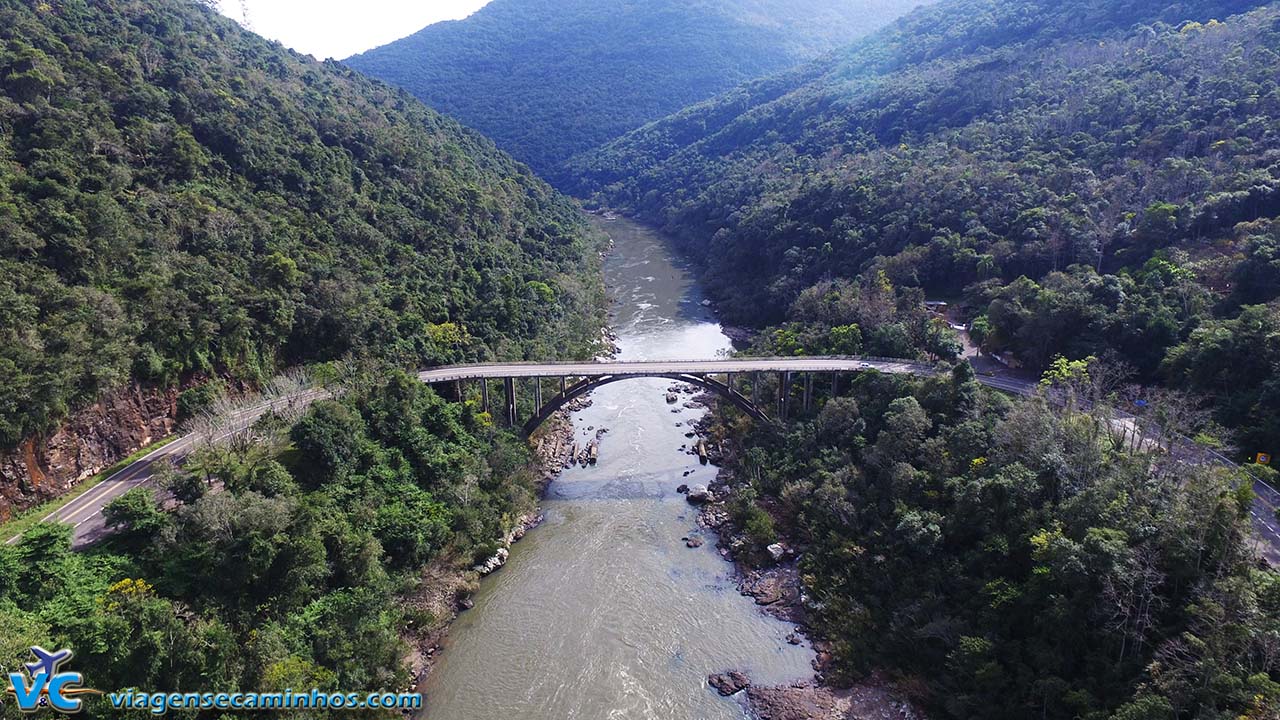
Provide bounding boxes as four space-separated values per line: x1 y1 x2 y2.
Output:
419 215 813 719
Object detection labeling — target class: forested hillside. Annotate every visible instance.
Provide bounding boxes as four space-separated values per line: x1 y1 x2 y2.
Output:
345 0 931 178
569 0 1280 455
0 0 603 455
1 372 546 718
706 368 1280 719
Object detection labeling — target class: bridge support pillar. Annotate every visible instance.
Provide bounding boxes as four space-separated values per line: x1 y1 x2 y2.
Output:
779 372 791 421
534 377 542 408
751 372 759 405
504 377 517 427
803 373 814 413
832 372 839 398
481 378 489 413
560 376 567 398
727 373 735 394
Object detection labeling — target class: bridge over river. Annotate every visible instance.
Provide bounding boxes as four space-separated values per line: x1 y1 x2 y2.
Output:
417 356 943 434
9 355 959 548
16 355 1280 565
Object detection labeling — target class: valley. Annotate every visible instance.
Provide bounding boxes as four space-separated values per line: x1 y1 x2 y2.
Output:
2 1 1279 719
419 215 816 719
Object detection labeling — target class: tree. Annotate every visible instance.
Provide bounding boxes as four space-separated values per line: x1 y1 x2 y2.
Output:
871 396 931 465
102 488 169 543
11 523 72 603
154 460 208 505
0 606 51 680
969 315 991 350
290 401 368 488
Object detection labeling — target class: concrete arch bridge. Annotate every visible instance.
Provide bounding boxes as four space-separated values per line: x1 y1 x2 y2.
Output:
416 357 939 435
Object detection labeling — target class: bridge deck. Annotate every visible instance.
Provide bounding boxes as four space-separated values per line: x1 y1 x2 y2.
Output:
417 357 939 383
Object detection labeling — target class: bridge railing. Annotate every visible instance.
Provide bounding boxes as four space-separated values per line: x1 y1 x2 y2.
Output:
421 357 1280 527
418 354 940 373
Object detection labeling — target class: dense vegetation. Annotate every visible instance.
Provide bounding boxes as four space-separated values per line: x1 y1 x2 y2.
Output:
569 0 1280 456
0 0 604 451
755 273 963 361
345 0 932 178
0 371 532 718
708 366 1280 720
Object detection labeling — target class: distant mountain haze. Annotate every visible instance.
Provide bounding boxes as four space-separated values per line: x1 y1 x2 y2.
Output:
345 0 934 179
216 0 490 59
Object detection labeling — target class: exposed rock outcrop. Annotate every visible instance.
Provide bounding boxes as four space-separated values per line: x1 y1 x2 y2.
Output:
709 670 751 696
745 678 925 720
0 383 180 522
686 484 712 504
473 547 510 576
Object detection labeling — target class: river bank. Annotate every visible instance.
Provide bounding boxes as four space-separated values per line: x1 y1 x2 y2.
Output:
394 211 922 719
397 408 578 695
692 407 926 720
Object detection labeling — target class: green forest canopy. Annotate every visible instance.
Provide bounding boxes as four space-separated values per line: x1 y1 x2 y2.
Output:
568 0 1280 455
0 0 604 450
710 367 1280 720
0 372 540 719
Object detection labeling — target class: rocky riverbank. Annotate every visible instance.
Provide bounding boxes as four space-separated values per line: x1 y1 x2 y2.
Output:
691 406 926 720
397 407 577 695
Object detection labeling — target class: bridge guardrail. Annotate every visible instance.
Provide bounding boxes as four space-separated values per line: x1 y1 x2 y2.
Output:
419 354 938 373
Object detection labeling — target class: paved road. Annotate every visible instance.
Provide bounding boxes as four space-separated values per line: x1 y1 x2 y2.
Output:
9 356 1277 561
5 390 327 549
10 357 934 549
976 373 1280 563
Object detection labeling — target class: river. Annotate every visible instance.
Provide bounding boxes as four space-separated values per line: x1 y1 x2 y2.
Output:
419 216 814 718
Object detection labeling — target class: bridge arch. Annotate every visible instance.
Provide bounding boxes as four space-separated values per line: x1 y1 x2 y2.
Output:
522 373 770 436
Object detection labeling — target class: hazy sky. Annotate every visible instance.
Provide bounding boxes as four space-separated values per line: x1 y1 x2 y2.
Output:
217 0 491 59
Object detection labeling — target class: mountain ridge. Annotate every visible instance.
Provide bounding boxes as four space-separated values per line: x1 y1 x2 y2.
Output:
346 0 934 177
567 0 1280 452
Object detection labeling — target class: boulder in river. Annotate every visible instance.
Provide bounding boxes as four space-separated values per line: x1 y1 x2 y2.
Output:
677 483 689 494
686 484 712 504
708 671 750 696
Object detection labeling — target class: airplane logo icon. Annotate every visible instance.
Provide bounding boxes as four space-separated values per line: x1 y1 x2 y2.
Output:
5 646 100 714
24 647 73 680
